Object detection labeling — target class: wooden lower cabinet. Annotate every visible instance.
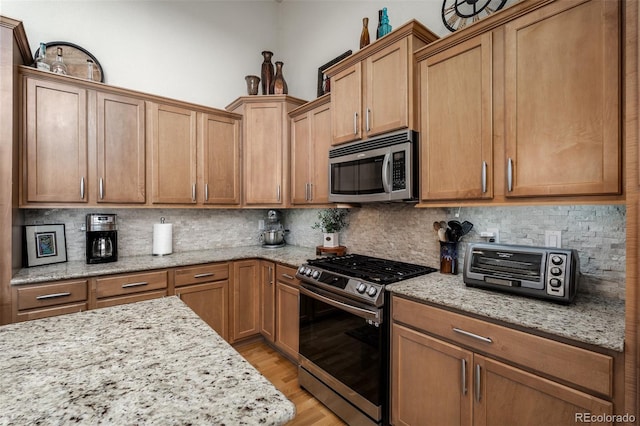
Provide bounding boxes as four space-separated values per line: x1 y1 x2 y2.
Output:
230 259 260 343
274 265 300 361
260 261 276 343
13 279 88 322
176 281 228 341
391 297 616 426
94 270 167 309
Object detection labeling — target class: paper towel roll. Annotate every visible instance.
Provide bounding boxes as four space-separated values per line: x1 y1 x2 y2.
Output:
153 222 173 256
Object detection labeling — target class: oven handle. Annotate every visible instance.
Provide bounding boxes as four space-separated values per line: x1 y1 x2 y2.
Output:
299 284 382 324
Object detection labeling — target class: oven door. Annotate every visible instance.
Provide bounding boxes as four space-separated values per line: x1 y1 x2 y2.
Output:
298 283 384 424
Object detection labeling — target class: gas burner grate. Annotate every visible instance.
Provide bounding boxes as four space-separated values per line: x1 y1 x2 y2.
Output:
307 254 436 285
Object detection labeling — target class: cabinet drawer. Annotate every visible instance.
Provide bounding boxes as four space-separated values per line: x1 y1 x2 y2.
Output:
174 263 229 287
96 271 167 298
392 296 613 397
276 265 299 288
95 290 167 309
16 280 88 311
16 302 88 322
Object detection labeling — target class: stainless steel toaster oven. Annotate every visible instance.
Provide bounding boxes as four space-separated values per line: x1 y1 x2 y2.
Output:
463 243 580 303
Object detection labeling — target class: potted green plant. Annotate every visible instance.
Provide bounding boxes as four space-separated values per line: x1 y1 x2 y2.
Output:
312 208 349 247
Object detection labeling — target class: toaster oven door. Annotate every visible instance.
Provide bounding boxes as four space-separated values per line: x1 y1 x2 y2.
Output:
467 246 546 289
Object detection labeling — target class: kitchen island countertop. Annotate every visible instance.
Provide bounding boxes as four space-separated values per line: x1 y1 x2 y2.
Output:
10 245 315 286
390 273 625 352
0 296 295 425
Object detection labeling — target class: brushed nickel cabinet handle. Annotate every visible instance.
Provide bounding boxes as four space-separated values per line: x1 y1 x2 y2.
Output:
453 327 493 344
309 183 313 201
36 292 71 300
461 358 467 395
277 185 281 202
80 177 85 199
205 183 209 201
366 108 371 132
192 183 196 202
122 281 149 289
269 266 274 285
354 112 358 135
282 273 295 280
481 161 487 194
99 178 104 200
475 364 482 402
507 158 513 192
194 273 214 279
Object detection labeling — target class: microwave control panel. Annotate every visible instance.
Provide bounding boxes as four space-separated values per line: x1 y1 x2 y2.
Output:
392 152 406 191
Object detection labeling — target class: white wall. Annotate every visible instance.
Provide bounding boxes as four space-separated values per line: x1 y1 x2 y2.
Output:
1 0 504 107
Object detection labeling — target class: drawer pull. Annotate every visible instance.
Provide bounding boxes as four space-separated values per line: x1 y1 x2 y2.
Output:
194 273 215 279
453 327 493 344
282 273 295 280
461 358 467 395
122 281 149 289
36 292 71 300
475 364 482 402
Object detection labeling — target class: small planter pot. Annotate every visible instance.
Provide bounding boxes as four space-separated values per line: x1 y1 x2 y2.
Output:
323 232 339 248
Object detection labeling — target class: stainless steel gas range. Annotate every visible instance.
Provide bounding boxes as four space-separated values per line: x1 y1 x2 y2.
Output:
296 254 436 426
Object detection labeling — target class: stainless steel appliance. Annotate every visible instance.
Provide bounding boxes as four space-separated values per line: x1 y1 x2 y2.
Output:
296 254 436 425
86 214 117 264
329 130 418 203
260 210 287 248
463 243 580 303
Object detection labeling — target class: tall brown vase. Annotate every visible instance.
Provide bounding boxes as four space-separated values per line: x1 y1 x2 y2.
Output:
261 51 274 95
270 61 288 95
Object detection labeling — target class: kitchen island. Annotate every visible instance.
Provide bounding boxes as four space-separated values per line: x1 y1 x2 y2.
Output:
0 296 295 425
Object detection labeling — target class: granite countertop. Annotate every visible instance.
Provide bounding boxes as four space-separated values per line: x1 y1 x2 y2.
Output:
389 273 625 352
11 245 315 286
0 296 296 425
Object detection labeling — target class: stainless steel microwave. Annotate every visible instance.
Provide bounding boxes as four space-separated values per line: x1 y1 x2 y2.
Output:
328 130 418 203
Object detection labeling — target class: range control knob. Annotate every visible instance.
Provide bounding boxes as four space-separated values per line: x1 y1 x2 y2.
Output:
356 283 367 294
550 267 563 276
549 278 562 288
367 287 378 297
305 268 313 277
312 270 320 279
551 256 564 265
298 266 306 274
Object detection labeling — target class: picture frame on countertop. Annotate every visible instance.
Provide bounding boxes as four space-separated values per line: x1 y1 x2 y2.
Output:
24 224 68 267
317 50 352 97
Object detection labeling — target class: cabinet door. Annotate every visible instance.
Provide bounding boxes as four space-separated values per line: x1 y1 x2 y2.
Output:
365 38 409 137
331 62 362 145
149 102 197 204
309 102 332 204
201 113 240 205
260 261 276 343
504 0 620 197
291 113 311 204
275 279 299 361
243 102 284 205
230 260 260 342
176 281 228 341
420 33 493 201
474 355 613 426
96 91 146 203
392 323 472 426
25 77 87 203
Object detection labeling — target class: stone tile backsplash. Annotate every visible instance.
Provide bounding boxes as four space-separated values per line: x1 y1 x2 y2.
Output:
25 203 626 299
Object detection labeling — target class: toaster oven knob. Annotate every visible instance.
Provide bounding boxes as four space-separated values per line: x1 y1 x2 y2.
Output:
367 287 378 297
549 278 562 288
551 256 564 265
356 283 367 294
550 267 562 276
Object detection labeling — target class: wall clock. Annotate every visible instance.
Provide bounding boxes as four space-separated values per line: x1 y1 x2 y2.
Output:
442 0 508 32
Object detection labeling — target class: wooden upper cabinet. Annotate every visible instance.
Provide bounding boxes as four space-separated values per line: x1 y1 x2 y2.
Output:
327 21 439 146
290 94 331 205
96 91 146 203
149 102 197 204
24 77 88 203
200 113 241 205
504 0 620 198
419 33 493 201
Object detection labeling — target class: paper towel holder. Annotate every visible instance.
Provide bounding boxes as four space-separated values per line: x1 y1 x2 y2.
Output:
153 217 173 256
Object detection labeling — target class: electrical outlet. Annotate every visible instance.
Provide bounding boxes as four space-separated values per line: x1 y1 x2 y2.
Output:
258 220 265 230
545 230 562 248
481 228 500 243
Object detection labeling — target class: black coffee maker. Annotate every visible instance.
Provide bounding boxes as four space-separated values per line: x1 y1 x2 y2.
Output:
86 213 118 264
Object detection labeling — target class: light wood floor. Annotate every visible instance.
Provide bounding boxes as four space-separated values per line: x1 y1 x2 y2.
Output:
236 340 347 425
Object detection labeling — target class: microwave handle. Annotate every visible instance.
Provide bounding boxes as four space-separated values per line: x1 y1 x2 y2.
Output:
382 152 392 193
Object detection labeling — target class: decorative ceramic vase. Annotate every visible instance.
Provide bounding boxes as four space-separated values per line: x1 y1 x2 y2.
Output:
323 232 339 248
360 17 370 49
245 75 260 95
270 61 288 95
261 51 274 95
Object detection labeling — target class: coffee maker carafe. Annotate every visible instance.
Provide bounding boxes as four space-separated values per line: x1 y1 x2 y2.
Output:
86 214 118 264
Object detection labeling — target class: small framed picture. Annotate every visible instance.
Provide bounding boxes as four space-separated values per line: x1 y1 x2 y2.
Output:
24 224 68 267
317 50 353 97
